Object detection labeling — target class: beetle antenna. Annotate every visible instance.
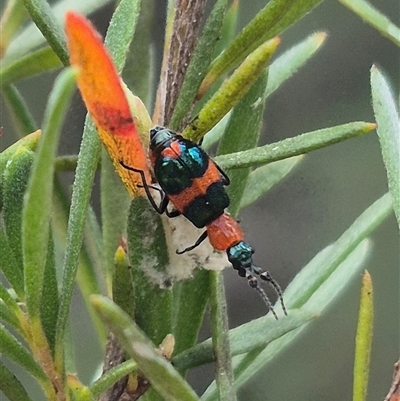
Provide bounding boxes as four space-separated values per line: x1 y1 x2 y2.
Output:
260 271 287 316
248 276 278 319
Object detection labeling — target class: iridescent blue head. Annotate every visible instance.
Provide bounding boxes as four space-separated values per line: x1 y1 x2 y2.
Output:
227 241 254 276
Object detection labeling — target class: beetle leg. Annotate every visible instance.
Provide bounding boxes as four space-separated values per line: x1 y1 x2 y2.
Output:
120 161 167 214
176 231 208 254
214 162 230 185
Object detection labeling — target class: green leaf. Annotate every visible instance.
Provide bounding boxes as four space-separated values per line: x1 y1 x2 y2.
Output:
70 385 95 401
183 38 280 142
103 0 141 71
172 269 210 357
0 131 40 212
99 0 142 289
232 193 393 391
339 0 400 46
203 193 392 398
0 298 22 331
122 0 155 106
112 245 134 317
55 176 102 294
0 131 40 166
0 0 28 57
55 117 101 371
0 323 47 381
239 155 304 210
213 0 238 58
56 118 101 370
96 0 143 269
215 121 376 170
371 66 400 229
55 0 142 368
0 46 62 87
40 233 59 354
285 193 392 309
265 31 327 98
1 85 38 135
173 310 313 371
80 207 105 309
201 112 231 150
203 31 324 211
0 224 24 299
3 0 113 65
202 241 370 401
217 69 269 216
100 151 131 296
199 0 324 95
127 197 172 345
169 0 228 130
89 359 137 398
67 378 94 401
0 282 22 330
192 0 239 116
353 271 374 401
234 240 373 395
22 67 76 320
20 0 69 65
3 146 35 276
0 360 34 401
91 295 201 401
52 174 105 349
209 271 236 401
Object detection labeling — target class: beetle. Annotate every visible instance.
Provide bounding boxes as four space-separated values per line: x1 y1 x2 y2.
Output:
121 126 286 317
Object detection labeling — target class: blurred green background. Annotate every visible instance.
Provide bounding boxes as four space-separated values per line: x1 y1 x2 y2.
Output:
0 1 399 400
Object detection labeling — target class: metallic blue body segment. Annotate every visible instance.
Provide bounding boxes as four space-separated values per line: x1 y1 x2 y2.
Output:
227 242 257 277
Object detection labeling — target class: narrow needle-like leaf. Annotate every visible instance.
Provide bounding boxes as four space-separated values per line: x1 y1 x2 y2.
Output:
199 0 324 95
217 69 269 215
183 38 280 141
0 46 62 88
371 66 400 229
3 0 113 65
20 0 69 65
0 360 34 401
353 271 374 401
239 156 304 210
0 324 47 381
265 31 327 98
339 0 400 46
23 67 77 320
215 122 376 170
173 310 313 371
1 85 38 135
209 271 237 401
170 0 228 130
57 2 146 369
89 359 137 398
91 295 201 401
0 0 28 57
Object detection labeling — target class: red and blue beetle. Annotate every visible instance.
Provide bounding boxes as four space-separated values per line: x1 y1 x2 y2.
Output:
122 126 286 317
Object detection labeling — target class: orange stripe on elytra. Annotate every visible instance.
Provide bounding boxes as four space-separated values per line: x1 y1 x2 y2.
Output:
167 161 222 212
161 140 182 159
